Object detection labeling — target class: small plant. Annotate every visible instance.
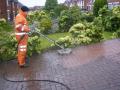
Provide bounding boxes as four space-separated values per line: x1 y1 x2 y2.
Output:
55 36 72 48
112 28 120 38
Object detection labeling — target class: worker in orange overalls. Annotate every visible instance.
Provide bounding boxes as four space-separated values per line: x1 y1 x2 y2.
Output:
15 6 30 68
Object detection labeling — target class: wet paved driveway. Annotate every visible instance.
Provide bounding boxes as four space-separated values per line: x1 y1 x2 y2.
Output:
0 39 120 90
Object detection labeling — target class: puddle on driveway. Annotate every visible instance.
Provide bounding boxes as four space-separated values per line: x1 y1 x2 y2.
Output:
1 39 120 90
62 39 120 68
43 39 120 68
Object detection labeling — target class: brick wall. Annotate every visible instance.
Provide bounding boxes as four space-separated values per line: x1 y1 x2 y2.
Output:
108 0 120 3
0 0 7 19
0 0 19 21
64 0 120 10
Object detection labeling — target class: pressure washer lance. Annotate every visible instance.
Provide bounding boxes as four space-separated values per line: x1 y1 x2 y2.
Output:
28 27 72 55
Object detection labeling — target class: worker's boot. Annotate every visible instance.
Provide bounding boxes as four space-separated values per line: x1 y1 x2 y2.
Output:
19 57 30 68
25 57 30 64
20 63 29 68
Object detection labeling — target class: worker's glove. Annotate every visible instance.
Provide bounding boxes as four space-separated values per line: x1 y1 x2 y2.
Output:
28 21 40 37
28 29 35 37
28 25 39 37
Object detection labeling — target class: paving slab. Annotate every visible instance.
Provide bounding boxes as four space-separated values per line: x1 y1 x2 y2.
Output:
0 39 120 90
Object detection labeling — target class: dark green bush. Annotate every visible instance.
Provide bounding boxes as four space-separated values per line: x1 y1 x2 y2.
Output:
44 0 58 12
112 28 120 38
96 6 120 32
54 4 68 17
58 10 73 32
93 0 108 16
80 12 94 22
58 6 81 32
69 6 81 24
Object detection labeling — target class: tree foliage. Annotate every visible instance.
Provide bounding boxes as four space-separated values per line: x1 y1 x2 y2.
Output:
69 6 81 24
54 4 69 17
93 0 108 16
58 6 81 32
45 0 58 12
28 10 52 34
58 10 73 32
96 6 120 32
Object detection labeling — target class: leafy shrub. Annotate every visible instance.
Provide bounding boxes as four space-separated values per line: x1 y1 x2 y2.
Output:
86 23 103 42
112 28 120 38
0 18 12 32
69 23 86 38
0 35 17 61
28 11 52 34
58 6 81 32
69 6 81 24
39 17 52 34
27 36 41 56
55 36 72 48
69 23 103 44
58 10 73 32
110 6 120 31
0 19 16 61
0 35 41 61
112 6 120 16
80 12 94 22
0 18 42 61
110 15 120 31
45 0 58 12
93 0 108 16
56 22 103 48
54 4 68 17
93 16 103 28
97 6 120 32
49 10 56 18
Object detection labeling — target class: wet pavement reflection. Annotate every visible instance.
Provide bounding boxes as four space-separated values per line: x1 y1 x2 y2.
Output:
1 39 120 90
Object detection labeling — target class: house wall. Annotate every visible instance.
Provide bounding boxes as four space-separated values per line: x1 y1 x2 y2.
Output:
0 0 7 19
0 0 19 21
64 0 120 10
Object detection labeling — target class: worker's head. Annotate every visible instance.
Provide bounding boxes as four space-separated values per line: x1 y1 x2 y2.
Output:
20 6 30 16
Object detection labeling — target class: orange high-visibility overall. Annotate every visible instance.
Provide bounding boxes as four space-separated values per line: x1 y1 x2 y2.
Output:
15 10 30 66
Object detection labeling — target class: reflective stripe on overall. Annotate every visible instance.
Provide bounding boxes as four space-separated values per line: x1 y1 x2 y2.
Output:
15 10 30 66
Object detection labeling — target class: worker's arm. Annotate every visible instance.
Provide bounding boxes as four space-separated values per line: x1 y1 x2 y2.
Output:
20 24 30 32
15 16 30 32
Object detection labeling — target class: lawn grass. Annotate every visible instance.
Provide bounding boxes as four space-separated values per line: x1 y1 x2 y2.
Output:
103 31 114 40
39 31 114 51
39 32 70 51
